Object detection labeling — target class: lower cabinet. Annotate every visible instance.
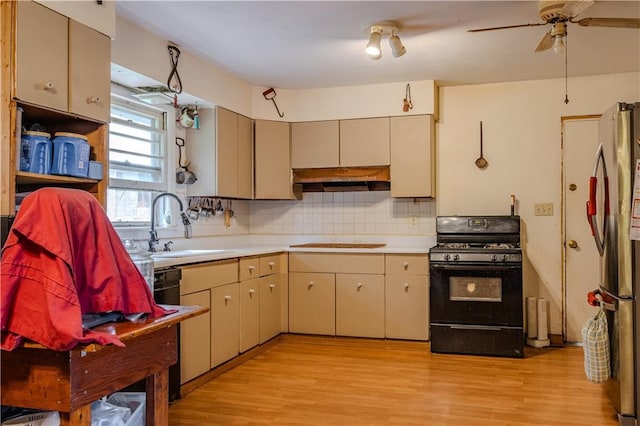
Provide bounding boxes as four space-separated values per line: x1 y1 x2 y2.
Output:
289 272 335 335
211 282 239 368
336 273 385 338
180 290 211 384
239 279 260 353
385 275 429 340
259 273 281 343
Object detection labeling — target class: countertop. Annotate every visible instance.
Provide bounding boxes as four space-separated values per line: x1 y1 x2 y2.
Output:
152 243 430 269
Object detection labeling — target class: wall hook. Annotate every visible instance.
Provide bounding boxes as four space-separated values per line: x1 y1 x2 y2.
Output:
263 88 284 118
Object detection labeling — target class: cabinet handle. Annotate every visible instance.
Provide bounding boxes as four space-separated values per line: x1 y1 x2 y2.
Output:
87 96 101 104
269 283 276 290
268 261 275 269
224 295 232 302
42 81 54 91
403 262 409 270
356 282 363 290
249 289 255 296
403 283 410 291
249 265 255 273
308 281 314 288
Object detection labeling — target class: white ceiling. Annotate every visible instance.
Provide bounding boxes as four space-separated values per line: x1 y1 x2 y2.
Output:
115 1 640 90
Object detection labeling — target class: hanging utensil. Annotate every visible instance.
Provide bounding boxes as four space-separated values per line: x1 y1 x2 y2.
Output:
263 88 284 118
475 121 488 169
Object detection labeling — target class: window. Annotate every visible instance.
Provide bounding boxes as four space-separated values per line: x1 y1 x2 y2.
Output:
107 96 168 226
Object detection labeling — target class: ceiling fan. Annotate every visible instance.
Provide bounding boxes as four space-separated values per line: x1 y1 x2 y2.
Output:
468 1 640 53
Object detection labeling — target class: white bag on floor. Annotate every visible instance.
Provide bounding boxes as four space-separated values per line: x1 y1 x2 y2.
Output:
581 307 610 384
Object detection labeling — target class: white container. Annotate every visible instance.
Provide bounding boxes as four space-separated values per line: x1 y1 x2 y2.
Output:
2 411 60 426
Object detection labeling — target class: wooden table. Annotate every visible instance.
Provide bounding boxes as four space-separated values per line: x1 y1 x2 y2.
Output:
1 305 208 426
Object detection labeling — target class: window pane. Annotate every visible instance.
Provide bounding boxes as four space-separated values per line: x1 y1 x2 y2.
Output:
107 188 153 224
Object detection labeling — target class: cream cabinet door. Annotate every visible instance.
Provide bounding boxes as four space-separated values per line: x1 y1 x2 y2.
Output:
255 120 295 199
216 106 239 198
211 282 239 367
289 272 335 335
68 20 110 122
390 115 435 198
291 121 339 168
239 279 260 353
335 273 385 338
339 118 390 166
237 113 253 199
259 274 282 343
16 1 68 112
180 290 211 383
385 275 429 340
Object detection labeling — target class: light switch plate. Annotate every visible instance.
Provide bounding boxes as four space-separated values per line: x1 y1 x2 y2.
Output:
534 203 553 216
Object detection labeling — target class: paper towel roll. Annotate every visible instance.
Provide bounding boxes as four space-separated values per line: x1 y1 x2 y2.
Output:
536 298 549 341
527 296 537 339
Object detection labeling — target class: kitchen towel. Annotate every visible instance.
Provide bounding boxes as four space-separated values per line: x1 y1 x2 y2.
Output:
581 306 610 384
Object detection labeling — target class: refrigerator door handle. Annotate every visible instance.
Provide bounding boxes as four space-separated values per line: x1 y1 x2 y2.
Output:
586 143 608 256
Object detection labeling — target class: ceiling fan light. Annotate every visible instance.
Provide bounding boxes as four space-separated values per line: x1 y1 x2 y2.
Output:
366 29 382 58
389 34 406 58
552 34 566 54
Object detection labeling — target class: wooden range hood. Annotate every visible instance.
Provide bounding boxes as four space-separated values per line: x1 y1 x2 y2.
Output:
292 166 390 192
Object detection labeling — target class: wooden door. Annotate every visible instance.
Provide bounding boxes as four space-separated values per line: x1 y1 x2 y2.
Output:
335 273 385 338
339 117 390 166
180 290 211 383
255 120 294 199
563 117 601 342
68 20 110 122
216 107 238 197
390 115 435 197
288 272 335 335
237 113 253 199
239 279 260 352
211 282 239 367
291 121 339 168
385 275 429 340
16 1 68 111
259 274 281 343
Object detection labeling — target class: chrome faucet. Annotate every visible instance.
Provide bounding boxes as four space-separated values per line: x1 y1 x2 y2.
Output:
148 192 192 252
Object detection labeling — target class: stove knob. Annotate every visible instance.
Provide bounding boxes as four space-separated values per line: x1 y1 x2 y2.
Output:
491 254 498 261
502 254 509 262
453 254 460 261
444 254 451 261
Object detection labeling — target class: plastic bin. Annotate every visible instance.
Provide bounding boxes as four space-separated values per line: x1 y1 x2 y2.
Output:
106 392 145 426
2 411 60 426
50 132 90 177
19 131 52 175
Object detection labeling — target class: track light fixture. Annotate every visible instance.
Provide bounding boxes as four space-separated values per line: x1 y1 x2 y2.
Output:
365 21 405 60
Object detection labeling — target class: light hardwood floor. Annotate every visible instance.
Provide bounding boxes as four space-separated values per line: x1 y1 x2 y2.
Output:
169 335 618 425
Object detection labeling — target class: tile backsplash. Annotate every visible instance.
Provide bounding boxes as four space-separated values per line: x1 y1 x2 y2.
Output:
250 191 435 235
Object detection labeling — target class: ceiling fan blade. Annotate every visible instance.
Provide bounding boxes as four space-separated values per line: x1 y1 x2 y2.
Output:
468 22 546 33
559 0 595 18
575 17 640 29
534 32 553 52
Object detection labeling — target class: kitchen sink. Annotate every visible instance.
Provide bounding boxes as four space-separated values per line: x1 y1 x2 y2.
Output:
150 249 232 258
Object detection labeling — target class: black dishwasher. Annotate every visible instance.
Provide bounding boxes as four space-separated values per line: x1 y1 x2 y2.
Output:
154 267 182 402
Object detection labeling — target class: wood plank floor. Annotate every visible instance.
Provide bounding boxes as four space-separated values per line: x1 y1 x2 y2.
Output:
169 335 618 425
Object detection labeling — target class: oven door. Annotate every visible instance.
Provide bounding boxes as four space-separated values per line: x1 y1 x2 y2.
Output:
429 263 523 327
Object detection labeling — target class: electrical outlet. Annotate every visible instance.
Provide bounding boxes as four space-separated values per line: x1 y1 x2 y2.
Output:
534 203 553 216
409 216 419 228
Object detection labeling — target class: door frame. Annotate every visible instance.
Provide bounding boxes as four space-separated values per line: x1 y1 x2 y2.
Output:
560 114 601 342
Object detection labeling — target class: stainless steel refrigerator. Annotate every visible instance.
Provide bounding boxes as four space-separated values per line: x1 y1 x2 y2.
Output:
587 101 640 425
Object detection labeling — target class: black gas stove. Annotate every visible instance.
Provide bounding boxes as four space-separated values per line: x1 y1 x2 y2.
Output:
429 216 524 358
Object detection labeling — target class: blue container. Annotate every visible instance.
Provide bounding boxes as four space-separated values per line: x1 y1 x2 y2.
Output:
51 132 90 177
19 131 52 174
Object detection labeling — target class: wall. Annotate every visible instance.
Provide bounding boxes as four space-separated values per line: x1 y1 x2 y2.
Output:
437 72 640 335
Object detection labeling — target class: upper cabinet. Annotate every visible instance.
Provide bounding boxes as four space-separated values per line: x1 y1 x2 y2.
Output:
254 120 299 200
15 1 110 122
339 118 389 167
187 106 253 199
291 120 339 169
390 115 435 198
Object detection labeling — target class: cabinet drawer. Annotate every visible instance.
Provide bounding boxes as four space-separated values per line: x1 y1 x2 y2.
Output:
259 254 281 276
239 256 260 281
181 259 238 295
385 254 428 275
289 252 384 274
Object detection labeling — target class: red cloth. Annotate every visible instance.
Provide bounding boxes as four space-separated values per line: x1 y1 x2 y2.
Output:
1 188 170 351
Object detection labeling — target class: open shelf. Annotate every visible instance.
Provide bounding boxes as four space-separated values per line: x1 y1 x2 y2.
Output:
15 171 100 185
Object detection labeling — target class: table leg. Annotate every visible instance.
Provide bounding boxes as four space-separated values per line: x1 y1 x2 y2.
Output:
59 404 91 426
146 369 169 426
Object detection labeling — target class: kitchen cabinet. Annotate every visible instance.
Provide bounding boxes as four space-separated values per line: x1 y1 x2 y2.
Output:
289 272 336 335
259 273 281 343
180 290 211 383
336 273 385 338
339 117 390 167
390 115 435 198
187 107 253 199
211 282 240 367
385 254 429 340
239 279 260 353
254 119 299 199
15 1 110 122
291 120 339 169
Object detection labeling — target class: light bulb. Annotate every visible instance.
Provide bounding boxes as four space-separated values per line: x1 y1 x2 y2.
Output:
552 35 565 54
366 29 382 59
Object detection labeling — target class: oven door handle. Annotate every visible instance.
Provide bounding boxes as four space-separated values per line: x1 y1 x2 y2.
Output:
430 263 522 271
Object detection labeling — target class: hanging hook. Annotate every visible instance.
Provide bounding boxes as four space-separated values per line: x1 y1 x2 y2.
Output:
167 45 183 94
263 88 285 118
403 83 413 112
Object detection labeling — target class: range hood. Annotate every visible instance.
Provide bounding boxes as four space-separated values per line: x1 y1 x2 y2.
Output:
292 166 390 192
